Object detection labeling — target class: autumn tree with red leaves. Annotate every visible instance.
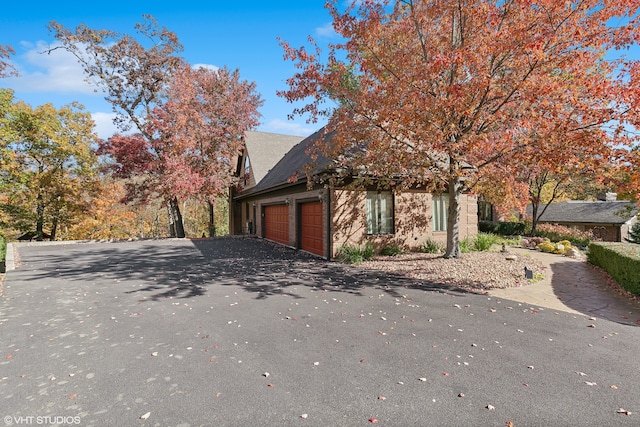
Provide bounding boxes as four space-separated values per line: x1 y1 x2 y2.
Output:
279 0 640 258
99 61 263 236
50 17 262 237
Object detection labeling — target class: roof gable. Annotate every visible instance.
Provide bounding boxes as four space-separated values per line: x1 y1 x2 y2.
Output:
240 128 333 195
243 131 305 185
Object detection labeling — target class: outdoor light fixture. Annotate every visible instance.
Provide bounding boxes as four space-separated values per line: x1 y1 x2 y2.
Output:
524 266 533 279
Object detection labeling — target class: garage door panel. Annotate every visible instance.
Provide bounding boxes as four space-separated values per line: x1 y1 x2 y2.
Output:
300 202 323 256
264 205 289 245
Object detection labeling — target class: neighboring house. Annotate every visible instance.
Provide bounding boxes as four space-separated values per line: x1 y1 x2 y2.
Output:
229 128 478 258
525 193 639 242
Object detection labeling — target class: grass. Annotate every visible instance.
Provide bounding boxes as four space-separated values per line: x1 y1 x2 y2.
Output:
418 239 443 254
336 242 375 264
380 244 403 256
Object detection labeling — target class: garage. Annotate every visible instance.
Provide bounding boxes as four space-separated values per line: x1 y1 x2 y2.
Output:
300 201 324 256
263 204 289 245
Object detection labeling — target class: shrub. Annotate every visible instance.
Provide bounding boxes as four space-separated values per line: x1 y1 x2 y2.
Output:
538 241 555 253
588 243 640 296
418 239 443 254
474 232 500 251
380 244 403 256
336 242 375 264
537 239 573 254
625 222 640 244
521 236 546 249
459 236 473 253
479 221 526 236
535 223 594 247
362 242 375 260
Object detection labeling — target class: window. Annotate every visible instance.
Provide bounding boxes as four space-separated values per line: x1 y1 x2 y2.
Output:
244 156 251 175
433 194 448 232
366 191 394 235
478 200 493 222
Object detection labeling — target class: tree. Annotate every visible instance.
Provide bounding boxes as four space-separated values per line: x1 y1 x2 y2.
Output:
0 93 99 240
626 221 640 244
49 16 187 235
0 44 17 78
50 17 263 238
279 0 640 258
98 61 263 237
65 177 138 240
147 62 263 236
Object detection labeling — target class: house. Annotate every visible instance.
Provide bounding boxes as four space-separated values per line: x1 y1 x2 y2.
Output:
229 128 478 258
525 193 638 242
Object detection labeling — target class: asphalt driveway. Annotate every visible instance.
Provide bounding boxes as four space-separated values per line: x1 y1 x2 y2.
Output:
1 237 639 426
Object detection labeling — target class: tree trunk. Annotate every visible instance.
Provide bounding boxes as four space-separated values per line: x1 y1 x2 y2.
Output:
444 175 462 259
167 203 176 237
50 216 58 241
530 200 540 237
169 197 186 238
208 200 216 238
36 193 45 241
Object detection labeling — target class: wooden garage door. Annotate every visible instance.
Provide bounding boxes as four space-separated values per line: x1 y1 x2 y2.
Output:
264 204 289 245
300 201 323 256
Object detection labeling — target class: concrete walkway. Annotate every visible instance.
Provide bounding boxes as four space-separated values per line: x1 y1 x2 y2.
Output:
490 247 640 326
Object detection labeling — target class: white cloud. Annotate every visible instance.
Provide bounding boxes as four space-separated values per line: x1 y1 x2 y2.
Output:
315 22 337 38
7 41 100 95
261 118 317 137
91 111 119 141
192 63 220 72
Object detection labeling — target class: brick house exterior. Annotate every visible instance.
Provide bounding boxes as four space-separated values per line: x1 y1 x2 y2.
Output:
230 129 478 258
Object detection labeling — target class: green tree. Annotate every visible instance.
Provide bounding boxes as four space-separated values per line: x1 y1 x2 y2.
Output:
0 93 99 240
626 222 640 244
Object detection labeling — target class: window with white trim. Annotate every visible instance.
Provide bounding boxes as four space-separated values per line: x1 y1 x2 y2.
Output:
366 191 394 235
432 194 448 232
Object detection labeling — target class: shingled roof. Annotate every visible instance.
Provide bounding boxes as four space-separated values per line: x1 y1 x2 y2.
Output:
241 128 334 196
526 200 638 224
244 131 305 184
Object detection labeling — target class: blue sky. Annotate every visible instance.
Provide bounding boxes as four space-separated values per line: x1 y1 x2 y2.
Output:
2 2 638 141
1 1 338 139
